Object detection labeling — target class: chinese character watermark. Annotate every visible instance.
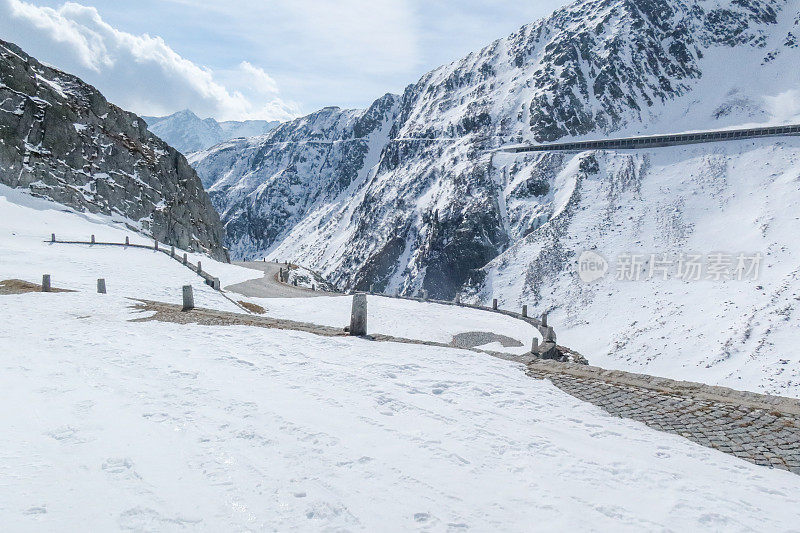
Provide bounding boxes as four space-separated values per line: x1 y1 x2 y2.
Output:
576 251 762 283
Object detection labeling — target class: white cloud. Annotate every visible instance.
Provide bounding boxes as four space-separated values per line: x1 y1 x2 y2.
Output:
238 61 280 96
0 0 300 121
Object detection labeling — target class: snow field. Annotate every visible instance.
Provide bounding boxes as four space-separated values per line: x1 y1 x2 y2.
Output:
0 185 539 354
2 290 800 531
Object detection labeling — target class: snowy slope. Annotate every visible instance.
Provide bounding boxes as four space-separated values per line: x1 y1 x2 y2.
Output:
2 189 800 530
0 184 540 355
189 0 800 395
472 136 800 397
193 0 800 294
143 110 279 154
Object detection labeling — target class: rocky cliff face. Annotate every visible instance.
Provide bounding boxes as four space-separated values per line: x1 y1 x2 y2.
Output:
192 0 798 298
0 40 227 260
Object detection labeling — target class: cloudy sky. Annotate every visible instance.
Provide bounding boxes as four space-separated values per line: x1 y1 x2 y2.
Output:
0 0 570 121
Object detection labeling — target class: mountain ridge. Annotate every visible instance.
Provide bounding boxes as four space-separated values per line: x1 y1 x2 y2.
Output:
193 0 799 292
143 109 280 154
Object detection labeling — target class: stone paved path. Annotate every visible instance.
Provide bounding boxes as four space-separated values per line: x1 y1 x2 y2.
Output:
528 361 800 474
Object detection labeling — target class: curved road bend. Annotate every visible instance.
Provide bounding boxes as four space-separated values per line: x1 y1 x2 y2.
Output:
225 261 330 298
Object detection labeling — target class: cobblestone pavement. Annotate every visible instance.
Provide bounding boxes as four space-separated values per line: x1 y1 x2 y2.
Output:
528 361 800 474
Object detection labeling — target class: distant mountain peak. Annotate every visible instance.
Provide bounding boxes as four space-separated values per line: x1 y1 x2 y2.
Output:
143 110 280 154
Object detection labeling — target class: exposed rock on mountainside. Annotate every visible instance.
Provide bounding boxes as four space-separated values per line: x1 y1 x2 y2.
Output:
190 0 800 394
0 40 227 260
143 110 280 154
194 0 798 300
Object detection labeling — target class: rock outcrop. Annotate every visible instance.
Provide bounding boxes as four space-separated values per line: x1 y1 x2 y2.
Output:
0 39 227 260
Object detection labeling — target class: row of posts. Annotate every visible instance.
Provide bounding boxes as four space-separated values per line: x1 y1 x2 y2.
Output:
50 234 218 289
39 275 202 313
40 273 549 354
40 274 106 294
40 274 545 350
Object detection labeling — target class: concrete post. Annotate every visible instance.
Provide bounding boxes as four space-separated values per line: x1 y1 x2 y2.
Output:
421 289 428 301
532 337 539 353
369 284 375 294
541 312 548 327
182 285 194 311
492 298 498 310
522 305 528 317
197 261 202 274
97 278 106 294
125 236 129 246
454 295 461 304
312 284 316 291
350 293 367 336
91 234 95 244
279 267 283 281
41 274 51 292
212 278 220 290
183 253 188 265
154 240 159 251
170 246 175 258
51 233 55 242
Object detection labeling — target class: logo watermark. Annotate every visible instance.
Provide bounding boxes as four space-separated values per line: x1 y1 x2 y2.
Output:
577 250 609 283
576 251 762 283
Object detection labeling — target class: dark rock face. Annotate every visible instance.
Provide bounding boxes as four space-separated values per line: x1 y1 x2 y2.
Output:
192 0 791 297
0 40 227 261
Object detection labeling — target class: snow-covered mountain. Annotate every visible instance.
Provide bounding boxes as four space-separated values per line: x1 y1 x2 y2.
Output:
191 0 800 393
0 40 227 260
144 110 280 154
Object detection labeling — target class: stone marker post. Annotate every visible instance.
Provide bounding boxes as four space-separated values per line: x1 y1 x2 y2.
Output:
91 234 95 244
532 337 539 353
312 284 316 291
51 233 55 242
421 289 428 301
541 312 548 327
492 298 498 310
183 253 188 265
42 274 51 293
182 285 194 311
97 278 107 294
522 305 528 317
197 261 202 274
350 293 367 336
125 236 130 246
154 240 159 251
170 246 175 258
